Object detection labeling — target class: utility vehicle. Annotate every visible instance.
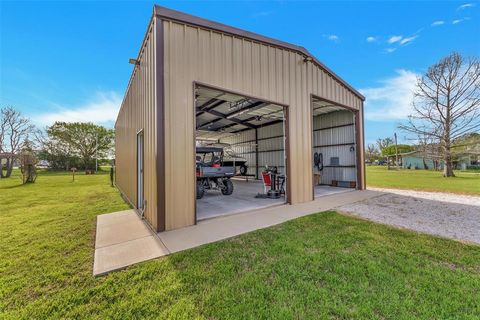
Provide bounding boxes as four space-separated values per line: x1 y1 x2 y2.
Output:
196 147 235 199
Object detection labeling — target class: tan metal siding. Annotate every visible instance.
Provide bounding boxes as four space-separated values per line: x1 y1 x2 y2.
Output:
162 20 364 230
163 21 196 230
115 22 157 229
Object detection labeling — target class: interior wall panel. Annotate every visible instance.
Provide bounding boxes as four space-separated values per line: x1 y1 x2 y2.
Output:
220 130 257 176
257 122 285 171
312 111 357 186
220 122 285 177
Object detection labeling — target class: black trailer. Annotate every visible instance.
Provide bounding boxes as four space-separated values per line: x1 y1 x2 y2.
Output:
222 159 248 175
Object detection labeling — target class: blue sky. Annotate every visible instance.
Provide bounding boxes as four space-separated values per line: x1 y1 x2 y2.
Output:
1 1 479 144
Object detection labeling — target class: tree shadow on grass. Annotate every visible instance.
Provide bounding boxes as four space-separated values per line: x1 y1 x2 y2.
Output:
0 183 24 190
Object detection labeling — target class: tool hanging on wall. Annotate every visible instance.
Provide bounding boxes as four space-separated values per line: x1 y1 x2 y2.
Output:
314 152 323 171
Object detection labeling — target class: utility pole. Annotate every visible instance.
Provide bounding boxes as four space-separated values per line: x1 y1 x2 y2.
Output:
394 132 399 170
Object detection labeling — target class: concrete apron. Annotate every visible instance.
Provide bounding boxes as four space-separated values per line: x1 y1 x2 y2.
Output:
93 189 382 276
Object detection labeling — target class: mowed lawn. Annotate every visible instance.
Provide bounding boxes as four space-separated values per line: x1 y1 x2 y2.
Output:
1 171 479 319
367 165 480 195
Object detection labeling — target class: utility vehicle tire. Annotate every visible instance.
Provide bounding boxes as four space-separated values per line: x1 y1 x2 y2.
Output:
239 164 248 176
221 179 234 195
196 181 205 199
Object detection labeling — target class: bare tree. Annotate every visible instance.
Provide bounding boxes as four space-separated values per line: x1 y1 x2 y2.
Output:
0 107 34 178
365 143 380 163
376 137 394 152
376 137 394 168
0 110 6 154
415 133 439 170
399 52 480 177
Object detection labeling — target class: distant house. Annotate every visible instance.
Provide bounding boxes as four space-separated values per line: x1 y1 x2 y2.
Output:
455 153 480 170
399 151 443 170
452 133 480 169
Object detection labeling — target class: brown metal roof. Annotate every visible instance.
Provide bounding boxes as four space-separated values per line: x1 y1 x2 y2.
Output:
154 5 365 101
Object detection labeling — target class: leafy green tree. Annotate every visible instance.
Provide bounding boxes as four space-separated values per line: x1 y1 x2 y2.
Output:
41 122 114 170
381 144 414 156
452 133 480 154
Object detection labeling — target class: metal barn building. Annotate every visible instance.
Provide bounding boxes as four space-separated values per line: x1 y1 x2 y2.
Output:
115 5 366 232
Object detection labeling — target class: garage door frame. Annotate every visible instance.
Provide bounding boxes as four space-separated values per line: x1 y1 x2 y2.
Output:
193 81 291 224
310 94 363 199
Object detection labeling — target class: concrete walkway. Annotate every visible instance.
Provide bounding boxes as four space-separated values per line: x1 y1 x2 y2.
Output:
93 210 169 276
93 189 382 275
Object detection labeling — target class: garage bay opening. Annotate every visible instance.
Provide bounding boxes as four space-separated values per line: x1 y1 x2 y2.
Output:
195 85 287 221
312 96 358 198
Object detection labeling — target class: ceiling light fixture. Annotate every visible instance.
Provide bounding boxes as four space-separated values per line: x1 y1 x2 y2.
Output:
226 110 247 119
228 99 250 110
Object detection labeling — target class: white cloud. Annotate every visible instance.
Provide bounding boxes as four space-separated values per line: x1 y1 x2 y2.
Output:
458 3 474 10
385 48 397 53
431 20 445 26
452 17 470 24
35 91 122 127
360 69 419 121
366 36 377 42
388 35 403 44
324 34 339 42
399 35 418 45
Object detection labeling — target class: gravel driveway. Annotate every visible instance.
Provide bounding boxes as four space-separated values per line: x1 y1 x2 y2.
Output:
338 188 480 245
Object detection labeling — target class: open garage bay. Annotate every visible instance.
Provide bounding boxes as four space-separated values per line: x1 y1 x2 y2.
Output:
195 85 287 221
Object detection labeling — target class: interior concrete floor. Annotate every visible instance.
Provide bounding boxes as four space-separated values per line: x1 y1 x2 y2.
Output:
196 179 285 220
314 185 355 198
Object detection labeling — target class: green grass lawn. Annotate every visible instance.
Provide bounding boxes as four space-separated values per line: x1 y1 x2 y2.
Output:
367 165 480 195
1 170 479 319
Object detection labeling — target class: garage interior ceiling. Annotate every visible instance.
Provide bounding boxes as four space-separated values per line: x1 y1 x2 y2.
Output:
312 98 347 116
196 86 284 140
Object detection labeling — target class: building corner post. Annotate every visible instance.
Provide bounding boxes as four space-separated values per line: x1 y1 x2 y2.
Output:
155 16 166 232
